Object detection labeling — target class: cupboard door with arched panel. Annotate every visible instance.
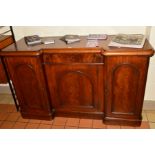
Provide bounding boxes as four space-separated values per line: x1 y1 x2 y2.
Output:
44 64 104 118
104 56 149 125
4 56 52 119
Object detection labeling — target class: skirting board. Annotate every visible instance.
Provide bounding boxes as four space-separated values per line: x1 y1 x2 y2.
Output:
0 84 11 94
143 100 155 110
0 85 155 110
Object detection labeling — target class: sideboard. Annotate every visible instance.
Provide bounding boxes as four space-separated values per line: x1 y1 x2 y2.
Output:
0 36 154 126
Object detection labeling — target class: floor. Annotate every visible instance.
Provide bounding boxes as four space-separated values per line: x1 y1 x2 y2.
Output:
0 94 155 129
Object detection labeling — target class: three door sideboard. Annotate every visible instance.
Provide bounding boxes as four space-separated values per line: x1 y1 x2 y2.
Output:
0 36 154 126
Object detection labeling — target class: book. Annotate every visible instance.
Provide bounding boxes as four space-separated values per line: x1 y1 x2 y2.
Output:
41 37 55 44
87 34 107 40
61 35 80 44
108 34 146 48
24 35 41 45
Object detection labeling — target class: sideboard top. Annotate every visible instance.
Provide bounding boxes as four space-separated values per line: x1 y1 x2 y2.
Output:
1 35 154 56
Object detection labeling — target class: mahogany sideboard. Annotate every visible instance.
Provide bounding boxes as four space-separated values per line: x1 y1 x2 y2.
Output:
0 36 154 126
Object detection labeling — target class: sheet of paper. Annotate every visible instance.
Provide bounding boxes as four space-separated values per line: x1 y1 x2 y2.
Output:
86 40 99 47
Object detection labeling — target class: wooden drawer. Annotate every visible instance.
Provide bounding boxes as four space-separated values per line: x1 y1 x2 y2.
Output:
43 53 104 63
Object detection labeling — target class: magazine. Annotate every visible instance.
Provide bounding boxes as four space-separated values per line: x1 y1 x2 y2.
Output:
108 34 146 48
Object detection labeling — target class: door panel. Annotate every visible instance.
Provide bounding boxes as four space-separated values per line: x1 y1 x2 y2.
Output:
112 64 139 115
4 56 51 119
105 56 149 119
44 64 104 113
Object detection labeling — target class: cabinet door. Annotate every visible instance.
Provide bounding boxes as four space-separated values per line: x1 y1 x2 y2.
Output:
44 64 104 115
4 56 52 119
105 56 149 124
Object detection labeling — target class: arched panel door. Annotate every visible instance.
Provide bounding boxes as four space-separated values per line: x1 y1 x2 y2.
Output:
4 56 51 119
105 56 149 124
44 64 104 115
111 64 139 115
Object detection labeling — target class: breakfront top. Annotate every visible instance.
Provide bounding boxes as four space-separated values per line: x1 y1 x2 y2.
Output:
1 35 154 56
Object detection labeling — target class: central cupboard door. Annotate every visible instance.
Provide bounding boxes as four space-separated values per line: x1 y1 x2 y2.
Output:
44 64 104 114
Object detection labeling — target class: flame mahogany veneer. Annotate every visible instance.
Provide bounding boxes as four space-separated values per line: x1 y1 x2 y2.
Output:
0 36 154 126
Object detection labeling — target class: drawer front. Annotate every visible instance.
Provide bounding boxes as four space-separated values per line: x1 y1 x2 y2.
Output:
43 53 104 63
